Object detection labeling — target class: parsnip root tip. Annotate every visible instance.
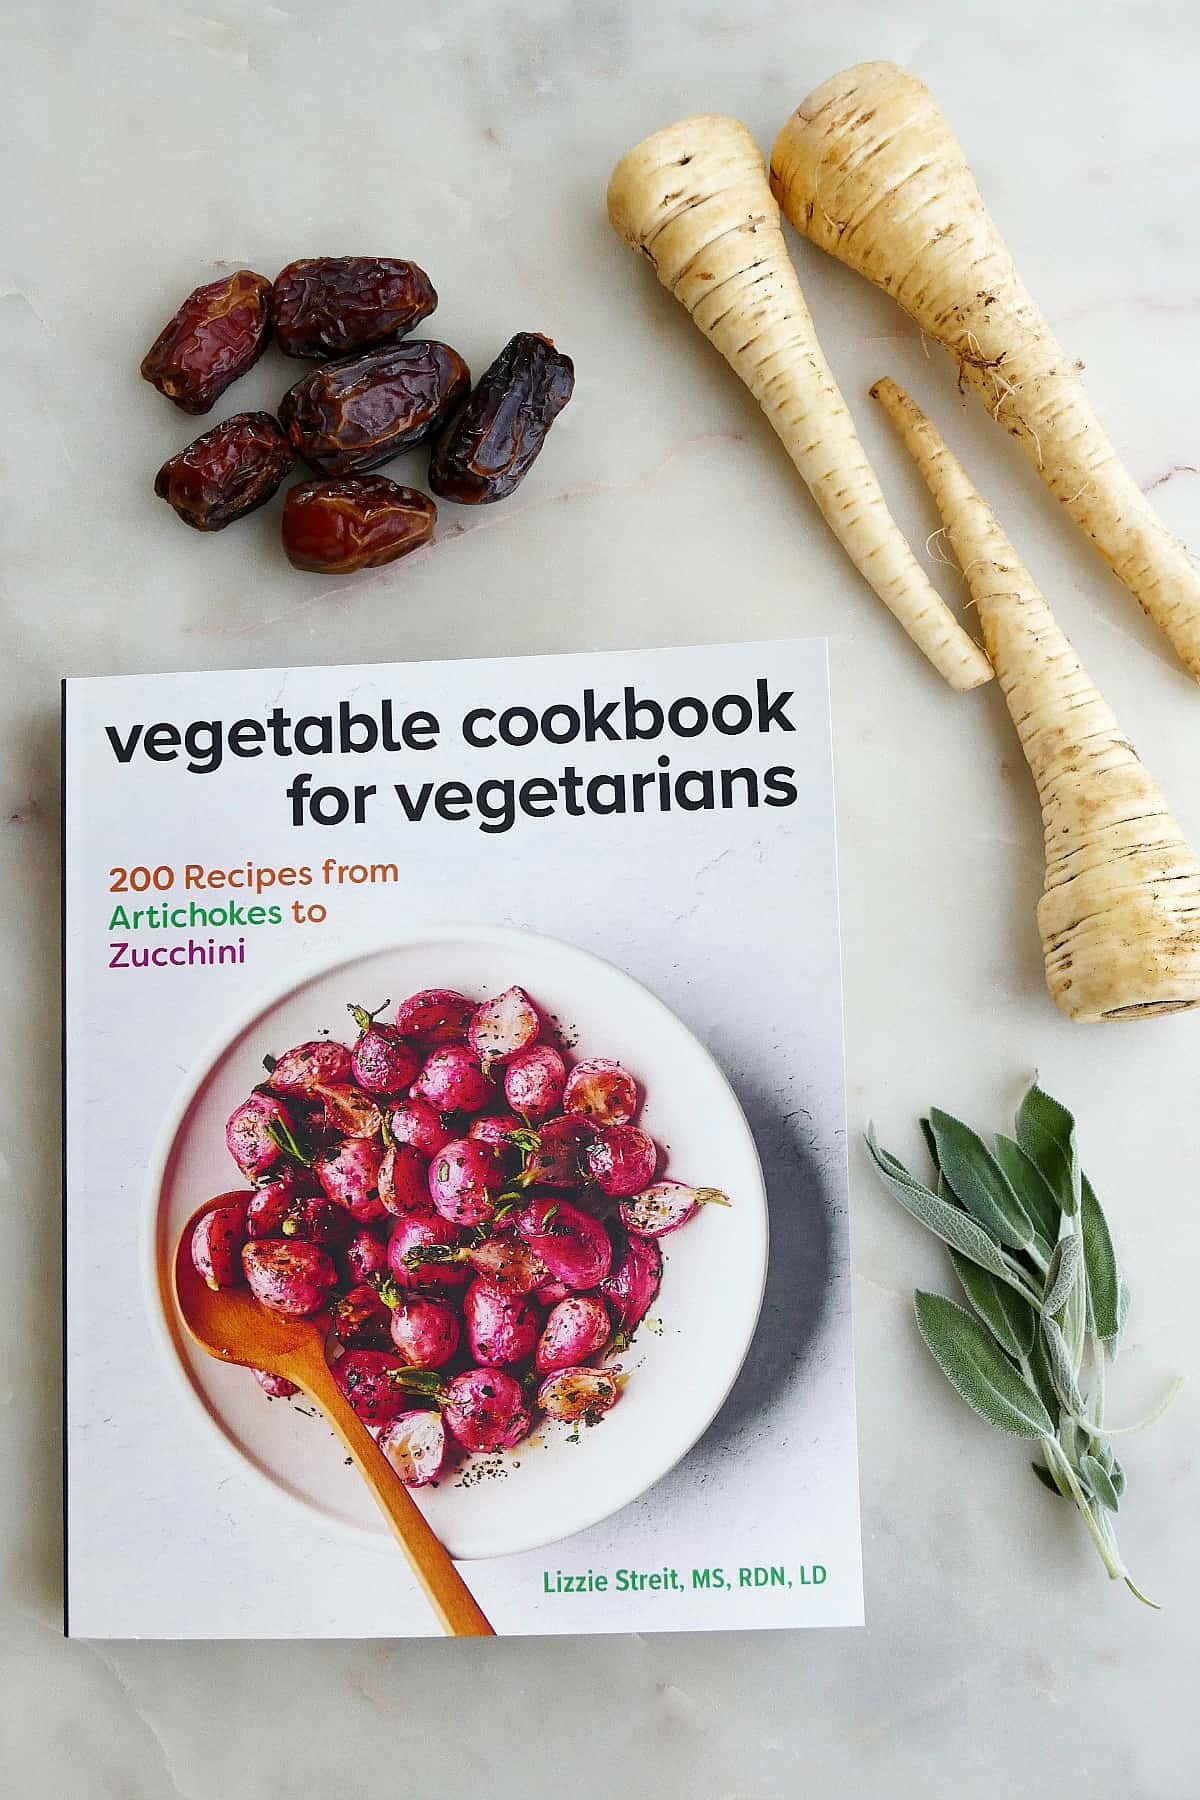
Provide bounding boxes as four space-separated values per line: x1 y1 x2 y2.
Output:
873 377 1200 1024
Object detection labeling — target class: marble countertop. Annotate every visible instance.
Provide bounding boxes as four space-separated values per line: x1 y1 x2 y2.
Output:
3 0 1198 1794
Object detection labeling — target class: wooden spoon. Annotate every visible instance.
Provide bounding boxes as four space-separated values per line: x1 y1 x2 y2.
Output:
172 1197 494 1638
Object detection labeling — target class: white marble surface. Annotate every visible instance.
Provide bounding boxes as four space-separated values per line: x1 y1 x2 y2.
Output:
3 0 1198 1792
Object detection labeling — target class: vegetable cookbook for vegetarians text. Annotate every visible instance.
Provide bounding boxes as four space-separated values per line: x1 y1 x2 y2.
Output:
63 636 863 1638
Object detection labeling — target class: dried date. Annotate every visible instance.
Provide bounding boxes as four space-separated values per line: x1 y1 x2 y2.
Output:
154 412 295 531
271 257 437 358
281 476 436 573
140 270 272 414
428 332 574 504
279 341 470 474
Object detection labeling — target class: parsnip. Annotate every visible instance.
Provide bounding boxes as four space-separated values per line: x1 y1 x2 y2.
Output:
607 114 992 693
771 63 1200 683
872 376 1200 1023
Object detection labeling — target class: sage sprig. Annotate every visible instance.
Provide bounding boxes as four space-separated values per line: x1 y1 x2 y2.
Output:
867 1078 1181 1606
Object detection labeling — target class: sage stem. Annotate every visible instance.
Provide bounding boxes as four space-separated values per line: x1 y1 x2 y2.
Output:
1043 1438 1125 1583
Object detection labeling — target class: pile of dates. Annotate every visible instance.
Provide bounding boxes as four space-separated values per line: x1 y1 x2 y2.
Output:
142 259 574 574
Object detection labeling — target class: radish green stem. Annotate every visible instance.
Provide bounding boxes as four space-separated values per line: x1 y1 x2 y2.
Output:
264 1117 314 1168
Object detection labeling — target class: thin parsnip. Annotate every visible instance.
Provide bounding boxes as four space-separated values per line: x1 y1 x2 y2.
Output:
771 63 1200 682
607 114 992 692
872 376 1200 1022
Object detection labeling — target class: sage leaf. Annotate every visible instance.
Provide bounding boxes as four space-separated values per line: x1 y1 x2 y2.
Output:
914 1291 1055 1438
928 1109 1035 1250
1030 1460 1067 1499
1080 1176 1121 1339
1025 1338 1061 1429
1104 1280 1133 1362
1062 1242 1088 1372
1041 1314 1087 1417
993 1133 1062 1249
1080 1453 1120 1513
866 1132 1015 1282
875 1140 934 1189
1043 1232 1083 1317
1094 1441 1127 1500
1015 1080 1080 1214
950 1249 1037 1358
873 1082 1169 1604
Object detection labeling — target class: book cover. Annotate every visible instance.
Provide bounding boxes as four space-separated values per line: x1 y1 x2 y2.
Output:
63 635 862 1638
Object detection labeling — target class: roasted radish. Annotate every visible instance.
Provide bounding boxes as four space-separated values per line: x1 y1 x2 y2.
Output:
562 1058 638 1127
347 1003 421 1094
387 1097 454 1158
619 1180 730 1237
428 1138 507 1226
344 1225 389 1285
516 1197 613 1289
443 1369 531 1453
314 1083 382 1140
331 1282 392 1347
386 1294 461 1368
246 1166 312 1238
536 1367 620 1425
410 1044 493 1113
242 1239 336 1316
520 1113 595 1188
393 988 475 1043
286 1192 353 1246
267 1038 352 1096
504 1044 566 1120
466 1233 547 1296
252 1368 298 1399
190 1199 248 1289
536 1295 610 1373
378 1409 447 1486
317 1136 385 1222
468 1110 523 1149
378 1142 430 1215
333 1348 409 1428
226 1092 294 1180
386 1210 468 1292
598 1234 662 1337
463 1280 540 1366
585 1124 658 1198
468 985 540 1066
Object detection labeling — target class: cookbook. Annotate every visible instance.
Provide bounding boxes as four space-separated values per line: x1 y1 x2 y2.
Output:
62 636 863 1638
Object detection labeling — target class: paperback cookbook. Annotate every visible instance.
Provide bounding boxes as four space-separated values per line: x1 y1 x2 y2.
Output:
62 636 863 1638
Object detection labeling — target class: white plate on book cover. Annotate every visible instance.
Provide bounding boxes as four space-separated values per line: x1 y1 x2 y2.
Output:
146 926 768 1561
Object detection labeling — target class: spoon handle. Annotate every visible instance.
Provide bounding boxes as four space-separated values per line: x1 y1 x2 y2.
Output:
296 1350 495 1638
